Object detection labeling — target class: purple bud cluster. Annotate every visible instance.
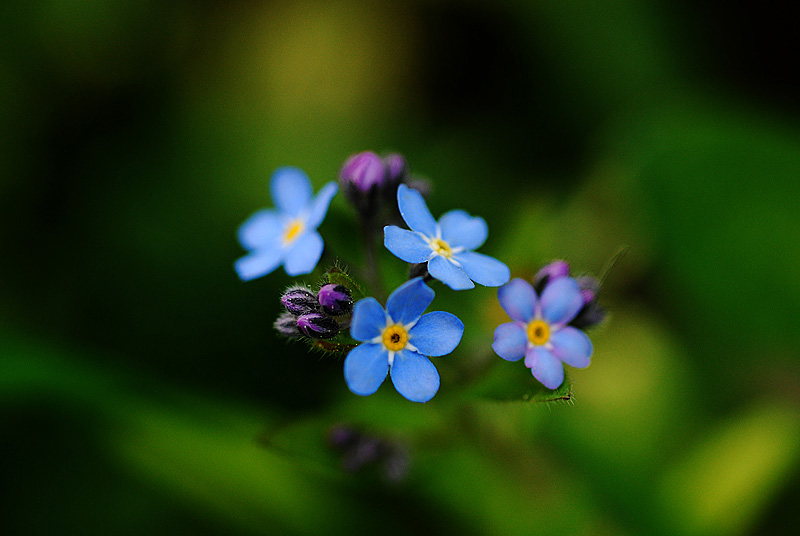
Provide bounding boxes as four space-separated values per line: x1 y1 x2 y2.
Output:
275 284 354 339
328 425 410 483
533 260 606 329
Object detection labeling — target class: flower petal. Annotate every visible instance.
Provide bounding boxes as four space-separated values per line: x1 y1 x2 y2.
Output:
237 209 284 250
497 278 537 322
384 226 433 263
540 277 584 325
283 231 323 276
454 251 510 287
438 210 488 250
492 322 527 361
408 311 464 357
549 326 592 369
428 255 475 290
306 181 338 229
390 349 440 403
270 167 313 216
386 277 434 325
344 343 389 396
397 184 437 236
525 346 565 390
234 249 283 281
350 297 387 341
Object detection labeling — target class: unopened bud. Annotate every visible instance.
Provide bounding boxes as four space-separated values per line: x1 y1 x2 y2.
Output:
274 312 301 338
318 283 353 316
280 286 318 315
339 151 386 193
383 153 408 186
297 312 339 339
533 260 570 294
576 276 599 304
569 276 606 329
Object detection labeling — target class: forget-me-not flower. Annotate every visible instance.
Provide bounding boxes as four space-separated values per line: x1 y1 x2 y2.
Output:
344 277 464 403
235 167 338 280
384 184 510 290
492 277 593 389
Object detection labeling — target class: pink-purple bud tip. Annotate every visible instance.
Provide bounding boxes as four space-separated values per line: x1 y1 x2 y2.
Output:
339 151 387 192
318 283 353 316
297 312 339 339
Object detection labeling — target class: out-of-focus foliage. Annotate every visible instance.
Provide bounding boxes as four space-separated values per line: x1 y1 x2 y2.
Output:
2 1 799 535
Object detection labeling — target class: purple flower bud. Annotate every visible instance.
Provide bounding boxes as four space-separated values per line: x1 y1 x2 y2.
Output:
297 312 340 339
339 151 387 192
317 283 353 316
342 437 383 473
329 425 359 449
274 312 302 338
576 276 599 304
533 260 570 294
280 286 318 315
569 276 605 329
383 153 408 185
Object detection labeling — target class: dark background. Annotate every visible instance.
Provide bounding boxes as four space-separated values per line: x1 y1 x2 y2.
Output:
2 1 799 535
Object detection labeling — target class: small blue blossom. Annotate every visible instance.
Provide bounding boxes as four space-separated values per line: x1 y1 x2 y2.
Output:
384 184 510 290
492 277 593 389
344 277 464 403
235 167 338 280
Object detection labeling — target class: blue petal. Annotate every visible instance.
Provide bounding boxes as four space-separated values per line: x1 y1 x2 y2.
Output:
390 349 440 403
524 346 565 390
540 277 584 325
497 278 537 322
270 167 312 216
344 343 389 396
306 181 338 229
439 210 488 250
386 277 435 325
238 209 284 250
492 322 527 361
234 249 283 281
408 311 464 357
550 327 592 369
454 251 510 287
349 297 387 341
428 255 474 290
283 231 323 275
397 184 437 237
384 226 433 263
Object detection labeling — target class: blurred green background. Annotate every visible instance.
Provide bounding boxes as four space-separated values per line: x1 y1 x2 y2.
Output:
2 1 799 535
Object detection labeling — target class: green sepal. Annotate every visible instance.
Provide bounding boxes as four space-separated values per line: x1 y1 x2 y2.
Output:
322 263 366 302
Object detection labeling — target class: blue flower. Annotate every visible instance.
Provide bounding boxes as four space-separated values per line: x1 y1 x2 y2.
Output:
492 277 593 389
344 277 464 403
384 184 510 290
235 167 338 280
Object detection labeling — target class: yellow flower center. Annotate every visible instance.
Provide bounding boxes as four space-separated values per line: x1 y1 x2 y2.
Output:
430 238 452 257
382 324 409 352
283 219 305 244
527 320 550 346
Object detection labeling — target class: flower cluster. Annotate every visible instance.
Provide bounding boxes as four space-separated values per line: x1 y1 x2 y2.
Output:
236 152 607 403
